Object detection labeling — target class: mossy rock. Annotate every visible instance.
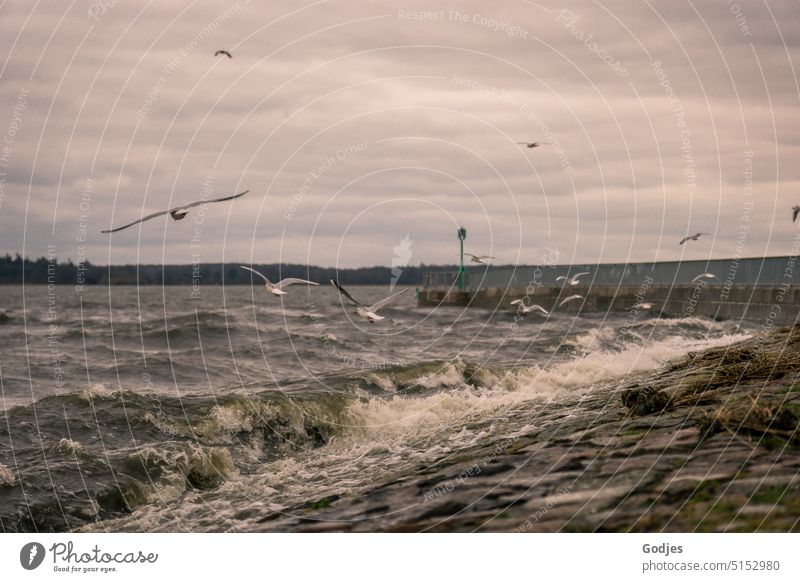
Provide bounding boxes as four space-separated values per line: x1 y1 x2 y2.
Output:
751 483 797 505
305 494 340 510
621 386 670 416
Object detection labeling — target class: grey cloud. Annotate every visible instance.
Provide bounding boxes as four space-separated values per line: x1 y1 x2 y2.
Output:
1 0 798 268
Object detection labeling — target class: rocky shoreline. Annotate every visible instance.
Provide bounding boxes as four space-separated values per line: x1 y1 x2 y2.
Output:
254 325 800 532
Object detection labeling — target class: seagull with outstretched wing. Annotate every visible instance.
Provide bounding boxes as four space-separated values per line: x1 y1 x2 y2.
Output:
101 190 248 233
691 273 718 284
558 294 584 308
556 272 590 286
330 279 408 323
464 253 498 265
510 299 549 317
214 50 233 58
516 142 550 148
240 266 318 296
679 232 709 245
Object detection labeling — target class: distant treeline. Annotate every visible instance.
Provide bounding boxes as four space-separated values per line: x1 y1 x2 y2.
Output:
0 254 458 286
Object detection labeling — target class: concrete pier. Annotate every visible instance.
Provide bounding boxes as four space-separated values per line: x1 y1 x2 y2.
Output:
418 255 800 325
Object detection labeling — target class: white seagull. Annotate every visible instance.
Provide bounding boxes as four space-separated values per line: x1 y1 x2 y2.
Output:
556 272 591 286
510 299 549 316
634 302 654 310
240 266 318 296
330 279 408 323
679 232 709 245
558 294 584 308
793 205 800 223
464 253 499 265
102 190 249 233
691 273 718 284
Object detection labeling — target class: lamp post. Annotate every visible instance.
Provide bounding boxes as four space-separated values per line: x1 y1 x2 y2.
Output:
457 227 467 290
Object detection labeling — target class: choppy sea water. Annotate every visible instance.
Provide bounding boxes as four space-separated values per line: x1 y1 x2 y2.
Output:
0 284 752 532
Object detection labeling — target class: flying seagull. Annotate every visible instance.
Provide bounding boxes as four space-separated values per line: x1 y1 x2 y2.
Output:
214 50 233 58
558 294 584 308
691 273 718 284
510 299 549 317
793 205 800 223
330 279 408 323
556 272 590 286
464 253 498 265
516 142 550 148
634 302 654 310
101 190 249 233
679 232 709 245
240 266 318 296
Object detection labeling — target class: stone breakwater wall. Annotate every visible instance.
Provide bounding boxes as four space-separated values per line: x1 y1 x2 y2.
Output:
420 254 800 324
418 283 800 325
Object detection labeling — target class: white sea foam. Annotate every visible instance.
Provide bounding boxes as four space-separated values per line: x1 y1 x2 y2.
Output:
416 361 465 389
568 327 621 352
57 438 84 454
79 383 112 401
331 329 750 458
361 371 396 392
196 329 749 522
130 443 237 504
81 323 752 532
0 464 15 487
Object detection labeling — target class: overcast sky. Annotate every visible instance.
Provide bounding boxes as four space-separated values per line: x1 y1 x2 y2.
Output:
1 0 798 268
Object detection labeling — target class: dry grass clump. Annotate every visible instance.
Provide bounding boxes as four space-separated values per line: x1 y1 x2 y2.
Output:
622 327 800 417
681 345 800 394
701 394 800 449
